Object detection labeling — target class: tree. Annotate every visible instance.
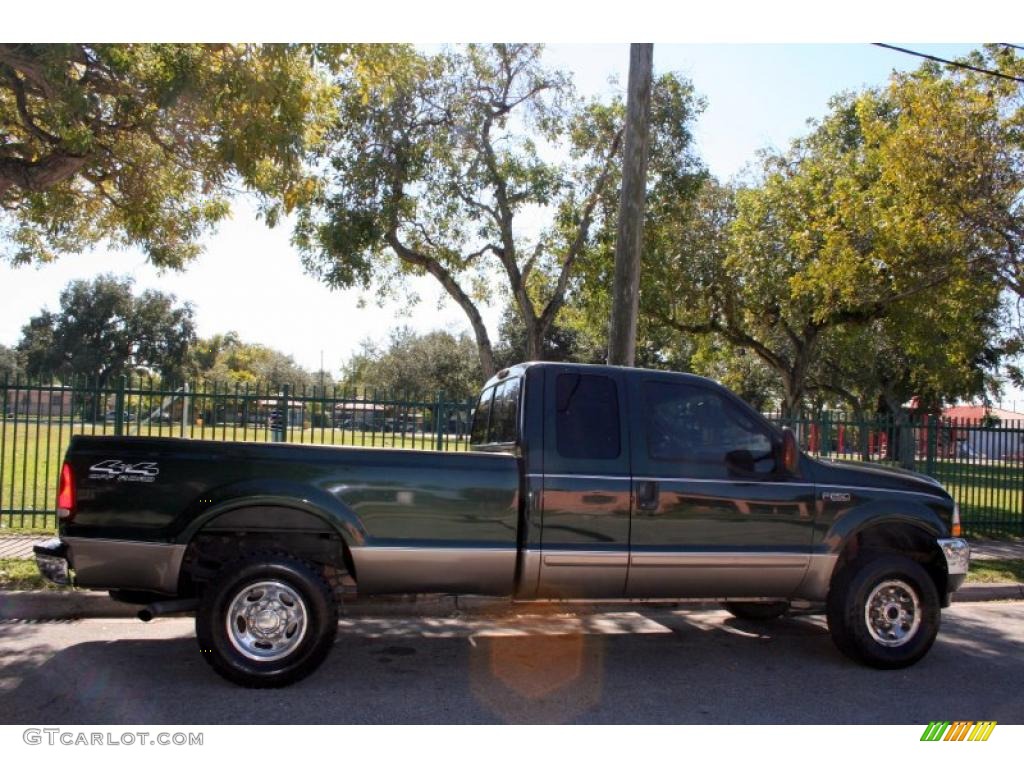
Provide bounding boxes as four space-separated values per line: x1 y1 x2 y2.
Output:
0 43 404 267
640 77 1005 416
0 343 22 379
859 46 1023 300
492 300 605 371
296 45 703 379
340 327 483 400
191 333 316 389
18 274 196 384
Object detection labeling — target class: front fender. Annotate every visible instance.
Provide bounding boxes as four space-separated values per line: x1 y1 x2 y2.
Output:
821 498 946 554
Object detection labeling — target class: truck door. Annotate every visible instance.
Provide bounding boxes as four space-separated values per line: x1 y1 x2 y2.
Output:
534 367 632 598
625 375 814 598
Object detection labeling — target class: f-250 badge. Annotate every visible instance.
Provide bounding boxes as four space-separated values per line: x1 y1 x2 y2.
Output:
88 460 160 483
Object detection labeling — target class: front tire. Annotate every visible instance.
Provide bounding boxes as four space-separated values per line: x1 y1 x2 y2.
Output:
826 554 940 669
196 553 338 688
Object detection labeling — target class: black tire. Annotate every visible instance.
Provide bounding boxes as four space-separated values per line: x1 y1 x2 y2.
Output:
196 552 338 688
722 601 790 621
826 554 940 669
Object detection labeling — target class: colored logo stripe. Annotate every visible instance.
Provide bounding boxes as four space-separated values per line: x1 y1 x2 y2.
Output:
920 721 996 741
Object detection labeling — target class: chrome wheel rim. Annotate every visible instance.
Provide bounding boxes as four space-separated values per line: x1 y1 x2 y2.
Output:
864 579 921 647
226 580 308 661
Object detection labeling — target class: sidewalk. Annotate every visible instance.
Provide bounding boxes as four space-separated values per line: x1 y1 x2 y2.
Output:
0 535 48 560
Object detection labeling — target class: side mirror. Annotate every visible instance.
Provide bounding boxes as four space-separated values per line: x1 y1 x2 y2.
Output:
781 428 799 475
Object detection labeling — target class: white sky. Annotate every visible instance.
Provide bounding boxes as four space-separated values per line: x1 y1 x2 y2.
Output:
0 9 1020 400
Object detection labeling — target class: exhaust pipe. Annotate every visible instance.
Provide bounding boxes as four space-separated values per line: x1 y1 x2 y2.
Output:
138 598 200 622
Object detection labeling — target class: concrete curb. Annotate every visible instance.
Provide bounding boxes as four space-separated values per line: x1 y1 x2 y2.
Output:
1 584 1021 621
952 583 1024 602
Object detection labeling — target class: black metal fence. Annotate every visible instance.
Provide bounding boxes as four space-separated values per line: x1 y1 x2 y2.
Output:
770 411 1024 538
1 377 475 529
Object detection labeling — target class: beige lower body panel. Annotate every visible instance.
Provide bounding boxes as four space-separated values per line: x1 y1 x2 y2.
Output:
535 551 629 599
791 553 840 601
626 552 810 599
351 546 517 596
65 537 186 594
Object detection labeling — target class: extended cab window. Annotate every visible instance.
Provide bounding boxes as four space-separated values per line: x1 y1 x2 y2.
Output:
470 385 495 444
488 377 521 444
556 373 620 459
643 381 775 474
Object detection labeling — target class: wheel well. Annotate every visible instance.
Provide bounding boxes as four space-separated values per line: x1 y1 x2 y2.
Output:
178 506 356 597
833 522 946 596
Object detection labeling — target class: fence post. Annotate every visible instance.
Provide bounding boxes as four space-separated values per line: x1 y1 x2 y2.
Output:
435 391 445 452
274 384 290 443
114 376 127 436
820 411 832 459
925 413 938 477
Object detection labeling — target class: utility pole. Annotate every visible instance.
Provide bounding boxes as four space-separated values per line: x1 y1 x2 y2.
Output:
607 43 654 367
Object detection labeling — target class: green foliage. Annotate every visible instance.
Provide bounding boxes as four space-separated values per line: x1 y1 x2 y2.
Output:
191 332 317 389
0 43 405 267
0 344 22 379
492 301 605 371
340 327 484 400
627 51 1015 414
17 274 196 385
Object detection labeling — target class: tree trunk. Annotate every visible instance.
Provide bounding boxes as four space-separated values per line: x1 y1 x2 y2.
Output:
607 43 654 367
524 320 545 362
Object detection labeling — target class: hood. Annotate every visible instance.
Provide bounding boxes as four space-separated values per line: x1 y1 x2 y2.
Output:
808 456 950 499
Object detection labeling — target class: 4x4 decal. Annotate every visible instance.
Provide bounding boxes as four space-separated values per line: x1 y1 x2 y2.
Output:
88 460 160 483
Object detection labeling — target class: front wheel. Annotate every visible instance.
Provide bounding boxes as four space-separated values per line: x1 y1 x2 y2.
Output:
196 553 338 687
826 554 940 669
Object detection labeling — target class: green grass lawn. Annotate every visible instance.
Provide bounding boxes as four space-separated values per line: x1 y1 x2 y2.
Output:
0 557 64 590
966 559 1024 584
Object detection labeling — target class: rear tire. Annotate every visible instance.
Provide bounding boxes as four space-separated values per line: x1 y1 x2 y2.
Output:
826 554 940 669
196 552 337 688
722 601 790 621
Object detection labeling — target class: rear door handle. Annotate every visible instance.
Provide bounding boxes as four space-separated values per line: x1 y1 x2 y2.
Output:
637 480 659 512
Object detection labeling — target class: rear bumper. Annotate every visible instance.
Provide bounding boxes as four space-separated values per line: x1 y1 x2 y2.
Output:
34 538 72 586
35 536 185 595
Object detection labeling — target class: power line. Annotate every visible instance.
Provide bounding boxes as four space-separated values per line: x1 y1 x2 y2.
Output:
999 43 1024 53
872 43 1024 85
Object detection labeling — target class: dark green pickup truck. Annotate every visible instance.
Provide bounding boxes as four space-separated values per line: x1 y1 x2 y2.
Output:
36 362 970 687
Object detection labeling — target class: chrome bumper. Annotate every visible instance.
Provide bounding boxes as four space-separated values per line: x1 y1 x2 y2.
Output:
938 537 970 577
33 538 72 586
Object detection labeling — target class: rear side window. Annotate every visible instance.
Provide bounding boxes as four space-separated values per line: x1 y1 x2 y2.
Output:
555 373 620 459
470 386 495 444
488 377 521 444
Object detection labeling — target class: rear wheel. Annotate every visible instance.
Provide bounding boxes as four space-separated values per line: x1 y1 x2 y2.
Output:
722 601 790 621
196 553 337 688
826 554 940 669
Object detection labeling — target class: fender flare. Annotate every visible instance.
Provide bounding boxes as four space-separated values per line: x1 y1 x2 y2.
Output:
172 478 368 549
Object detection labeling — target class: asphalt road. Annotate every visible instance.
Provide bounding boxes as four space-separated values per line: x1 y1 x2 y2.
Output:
1 603 1022 724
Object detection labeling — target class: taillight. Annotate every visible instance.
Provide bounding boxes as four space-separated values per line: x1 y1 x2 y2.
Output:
950 502 962 538
57 462 75 520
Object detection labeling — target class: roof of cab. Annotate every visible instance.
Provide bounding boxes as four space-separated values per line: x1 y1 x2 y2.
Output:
480 361 720 392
